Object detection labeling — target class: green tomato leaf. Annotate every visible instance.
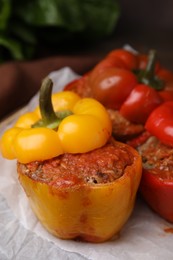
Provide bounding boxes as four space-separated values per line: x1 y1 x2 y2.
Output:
14 0 120 34
0 0 120 61
0 0 11 30
14 0 85 31
81 0 120 37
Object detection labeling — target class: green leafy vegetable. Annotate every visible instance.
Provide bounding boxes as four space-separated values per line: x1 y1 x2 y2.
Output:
0 0 11 30
0 0 120 62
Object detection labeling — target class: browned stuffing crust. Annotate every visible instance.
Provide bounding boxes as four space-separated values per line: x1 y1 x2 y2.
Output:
138 136 173 180
17 139 134 187
107 109 144 141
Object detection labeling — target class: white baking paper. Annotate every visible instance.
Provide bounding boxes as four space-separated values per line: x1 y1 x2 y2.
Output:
0 67 173 260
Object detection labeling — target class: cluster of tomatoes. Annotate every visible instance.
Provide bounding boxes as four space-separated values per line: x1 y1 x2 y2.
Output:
88 48 173 147
64 48 173 223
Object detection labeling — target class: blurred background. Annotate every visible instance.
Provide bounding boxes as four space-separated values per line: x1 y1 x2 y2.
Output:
0 0 173 119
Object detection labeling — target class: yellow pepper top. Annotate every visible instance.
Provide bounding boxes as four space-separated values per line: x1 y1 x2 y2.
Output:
1 78 112 163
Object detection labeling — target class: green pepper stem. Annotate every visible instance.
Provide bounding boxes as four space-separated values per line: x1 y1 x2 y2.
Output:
39 77 57 125
32 77 72 129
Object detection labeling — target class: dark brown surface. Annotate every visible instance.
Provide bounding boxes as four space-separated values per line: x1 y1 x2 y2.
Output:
0 0 173 120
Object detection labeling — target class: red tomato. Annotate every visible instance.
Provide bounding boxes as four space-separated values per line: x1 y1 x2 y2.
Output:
64 78 82 91
145 101 173 147
156 68 173 84
64 73 89 95
88 56 127 83
120 84 163 124
159 90 173 101
156 68 173 91
140 168 173 223
96 56 128 71
107 49 138 70
90 67 137 110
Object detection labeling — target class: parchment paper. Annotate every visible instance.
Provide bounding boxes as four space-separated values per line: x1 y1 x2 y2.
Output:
0 67 173 260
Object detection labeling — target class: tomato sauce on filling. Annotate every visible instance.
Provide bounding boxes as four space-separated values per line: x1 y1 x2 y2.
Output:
17 139 134 187
138 136 173 180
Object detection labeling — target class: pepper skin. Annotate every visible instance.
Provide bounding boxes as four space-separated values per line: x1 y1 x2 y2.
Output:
145 101 173 147
139 102 173 222
127 129 173 223
140 169 173 223
18 139 142 243
120 84 163 124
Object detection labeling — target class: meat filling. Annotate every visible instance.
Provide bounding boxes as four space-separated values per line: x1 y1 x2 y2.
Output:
17 140 134 187
108 109 144 141
138 136 173 180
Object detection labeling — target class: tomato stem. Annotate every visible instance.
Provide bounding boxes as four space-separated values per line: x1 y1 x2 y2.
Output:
138 50 164 90
32 77 72 129
144 49 156 79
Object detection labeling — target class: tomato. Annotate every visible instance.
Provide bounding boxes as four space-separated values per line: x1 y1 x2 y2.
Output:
156 68 173 84
95 56 128 71
156 68 173 91
120 84 163 124
140 168 173 223
90 67 137 110
145 101 173 147
107 49 138 70
159 90 173 101
88 56 128 84
137 54 148 70
89 49 138 84
64 73 92 98
64 76 86 93
64 78 82 91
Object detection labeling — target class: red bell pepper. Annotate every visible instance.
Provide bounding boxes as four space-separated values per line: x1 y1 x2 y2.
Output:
140 167 173 223
135 102 173 223
145 101 173 147
120 84 163 124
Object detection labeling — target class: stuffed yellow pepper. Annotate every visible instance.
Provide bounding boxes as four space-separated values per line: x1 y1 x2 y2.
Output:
1 78 142 242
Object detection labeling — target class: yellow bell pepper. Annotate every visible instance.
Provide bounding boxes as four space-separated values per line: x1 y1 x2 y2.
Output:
18 139 142 243
1 77 112 163
1 127 22 159
14 112 40 128
0 77 142 243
